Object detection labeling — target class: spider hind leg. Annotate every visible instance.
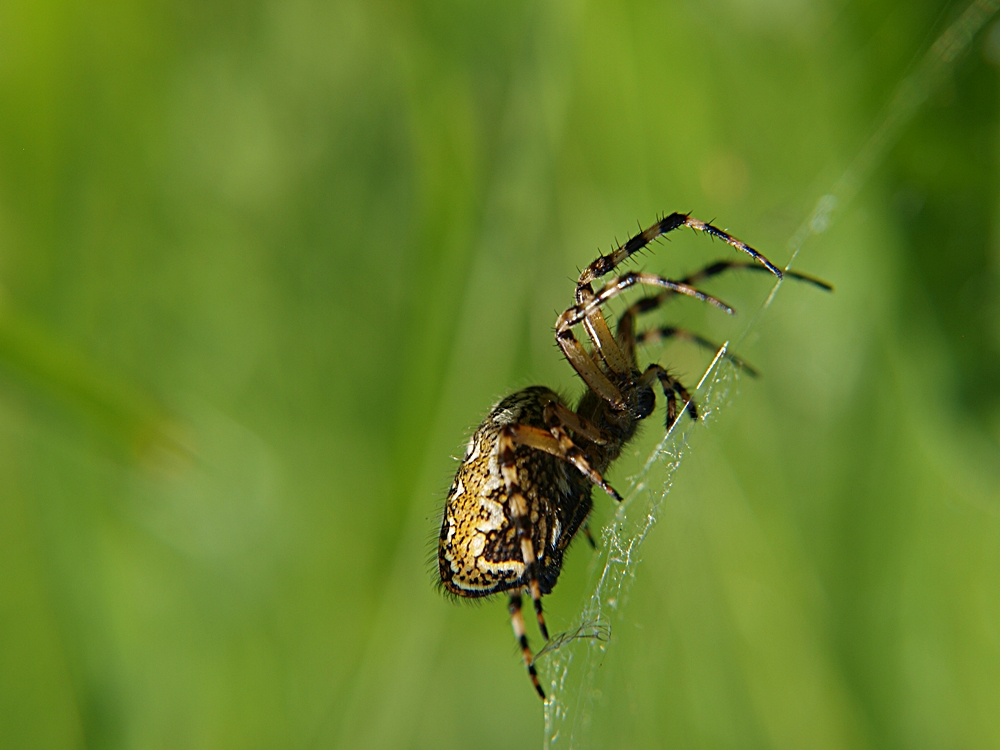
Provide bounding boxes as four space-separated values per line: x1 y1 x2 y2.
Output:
509 593 545 699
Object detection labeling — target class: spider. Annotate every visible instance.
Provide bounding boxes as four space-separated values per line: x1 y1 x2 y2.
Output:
436 212 830 699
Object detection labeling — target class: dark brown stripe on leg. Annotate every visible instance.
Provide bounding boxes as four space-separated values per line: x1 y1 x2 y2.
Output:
510 593 545 700
530 581 549 641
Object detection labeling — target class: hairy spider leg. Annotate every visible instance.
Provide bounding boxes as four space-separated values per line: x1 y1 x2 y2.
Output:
497 426 547 645
615 258 831 365
639 364 698 429
501 423 620 503
542 400 611 446
618 258 832 342
509 592 545 699
499 420 621 646
555 275 732 412
532 403 609 558
576 286 633 376
682 259 831 290
633 326 759 377
619 260 831 339
540 410 622 503
564 215 785 395
554 320 626 408
615 282 729 363
576 214 783 289
578 273 735 321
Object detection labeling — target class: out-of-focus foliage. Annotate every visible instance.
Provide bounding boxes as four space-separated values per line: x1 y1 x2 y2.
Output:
1 0 998 748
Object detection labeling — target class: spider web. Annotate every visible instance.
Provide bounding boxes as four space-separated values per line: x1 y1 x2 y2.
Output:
539 3 999 746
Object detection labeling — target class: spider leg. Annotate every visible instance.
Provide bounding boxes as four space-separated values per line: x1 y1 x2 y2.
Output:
582 523 597 549
556 275 731 410
555 322 626 409
559 274 734 337
499 418 620 649
541 406 622 502
680 260 832 291
568 215 787 386
617 260 832 343
577 214 783 288
587 273 735 318
502 423 620 501
636 325 759 377
498 426 549 643
639 364 697 430
543 399 611 445
509 592 545 700
575 289 633 375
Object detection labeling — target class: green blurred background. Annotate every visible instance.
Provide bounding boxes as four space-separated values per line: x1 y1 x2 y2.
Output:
2 0 1000 747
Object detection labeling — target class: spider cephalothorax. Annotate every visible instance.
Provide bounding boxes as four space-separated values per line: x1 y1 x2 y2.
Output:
437 213 830 699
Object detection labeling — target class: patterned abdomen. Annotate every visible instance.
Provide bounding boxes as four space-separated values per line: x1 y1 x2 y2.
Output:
437 387 593 598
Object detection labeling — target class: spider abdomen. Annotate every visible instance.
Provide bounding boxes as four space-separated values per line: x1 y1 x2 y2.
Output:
438 387 594 599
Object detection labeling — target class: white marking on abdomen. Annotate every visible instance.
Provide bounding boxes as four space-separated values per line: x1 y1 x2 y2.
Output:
470 533 486 557
476 496 505 532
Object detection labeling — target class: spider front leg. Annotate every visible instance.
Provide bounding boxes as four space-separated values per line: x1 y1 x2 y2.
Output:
615 258 830 370
561 274 734 341
678 259 832 291
555 274 732 411
539 404 609 555
617 258 831 345
576 213 783 288
554 324 626 410
574 285 633 376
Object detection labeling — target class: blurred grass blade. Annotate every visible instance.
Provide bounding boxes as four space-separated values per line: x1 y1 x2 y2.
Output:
0 296 188 464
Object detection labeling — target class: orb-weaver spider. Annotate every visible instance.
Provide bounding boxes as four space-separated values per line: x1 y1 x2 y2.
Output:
437 213 830 699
